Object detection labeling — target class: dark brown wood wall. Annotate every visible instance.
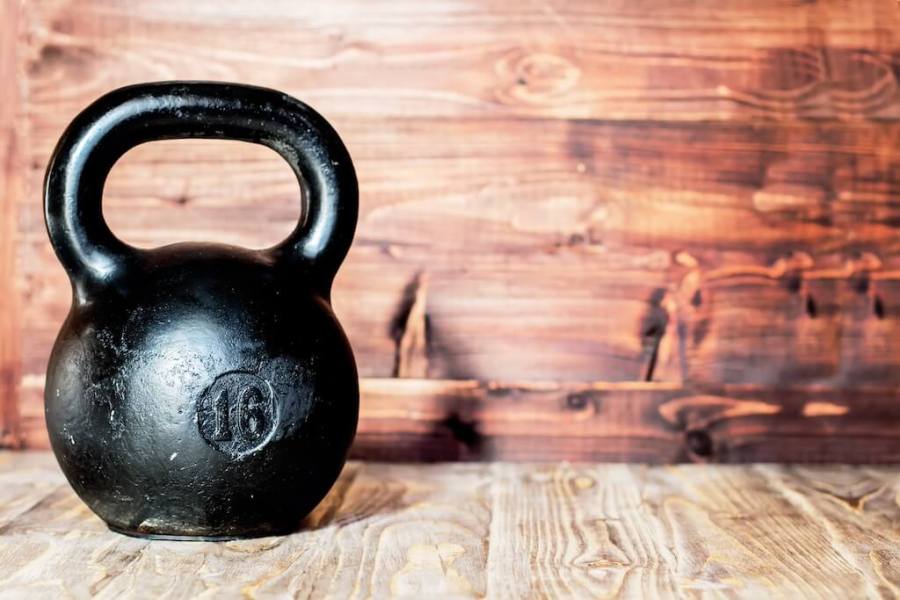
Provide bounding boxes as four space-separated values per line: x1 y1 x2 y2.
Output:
3 0 900 461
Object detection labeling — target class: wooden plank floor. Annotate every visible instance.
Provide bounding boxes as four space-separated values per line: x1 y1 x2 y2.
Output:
1 453 898 598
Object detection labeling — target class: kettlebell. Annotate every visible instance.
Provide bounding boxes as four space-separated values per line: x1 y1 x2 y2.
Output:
43 82 359 540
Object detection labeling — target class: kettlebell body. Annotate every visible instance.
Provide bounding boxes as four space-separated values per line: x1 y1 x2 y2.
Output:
43 82 359 540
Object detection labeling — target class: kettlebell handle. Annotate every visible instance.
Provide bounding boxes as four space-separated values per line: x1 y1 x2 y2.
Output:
44 82 358 296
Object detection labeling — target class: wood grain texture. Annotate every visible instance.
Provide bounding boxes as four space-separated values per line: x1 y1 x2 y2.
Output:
5 0 900 459
350 379 900 463
0 452 898 598
18 121 900 384
18 0 900 121
16 377 900 462
0 0 24 448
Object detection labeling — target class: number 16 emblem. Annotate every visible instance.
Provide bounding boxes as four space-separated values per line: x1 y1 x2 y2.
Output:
197 372 278 457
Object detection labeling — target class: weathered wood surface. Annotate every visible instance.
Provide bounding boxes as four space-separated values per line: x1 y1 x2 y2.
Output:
0 453 898 598
17 122 900 385
5 0 900 459
350 379 900 463
14 378 900 463
19 0 900 121
0 0 24 448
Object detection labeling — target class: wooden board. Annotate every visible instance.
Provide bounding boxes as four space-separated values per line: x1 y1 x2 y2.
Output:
5 0 900 459
19 0 900 121
350 379 900 463
15 378 900 463
0 452 898 598
0 0 23 448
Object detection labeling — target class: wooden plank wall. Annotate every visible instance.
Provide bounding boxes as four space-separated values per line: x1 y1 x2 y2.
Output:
3 0 900 461
0 0 23 449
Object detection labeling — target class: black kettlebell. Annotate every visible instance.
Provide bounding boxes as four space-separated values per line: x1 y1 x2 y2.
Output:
43 82 359 540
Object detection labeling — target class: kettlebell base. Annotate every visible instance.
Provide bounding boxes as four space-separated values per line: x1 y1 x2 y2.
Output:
107 523 299 542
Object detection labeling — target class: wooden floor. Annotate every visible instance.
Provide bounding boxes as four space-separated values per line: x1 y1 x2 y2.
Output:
0 453 897 598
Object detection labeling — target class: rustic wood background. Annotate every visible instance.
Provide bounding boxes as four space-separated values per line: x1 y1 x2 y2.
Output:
2 0 900 462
